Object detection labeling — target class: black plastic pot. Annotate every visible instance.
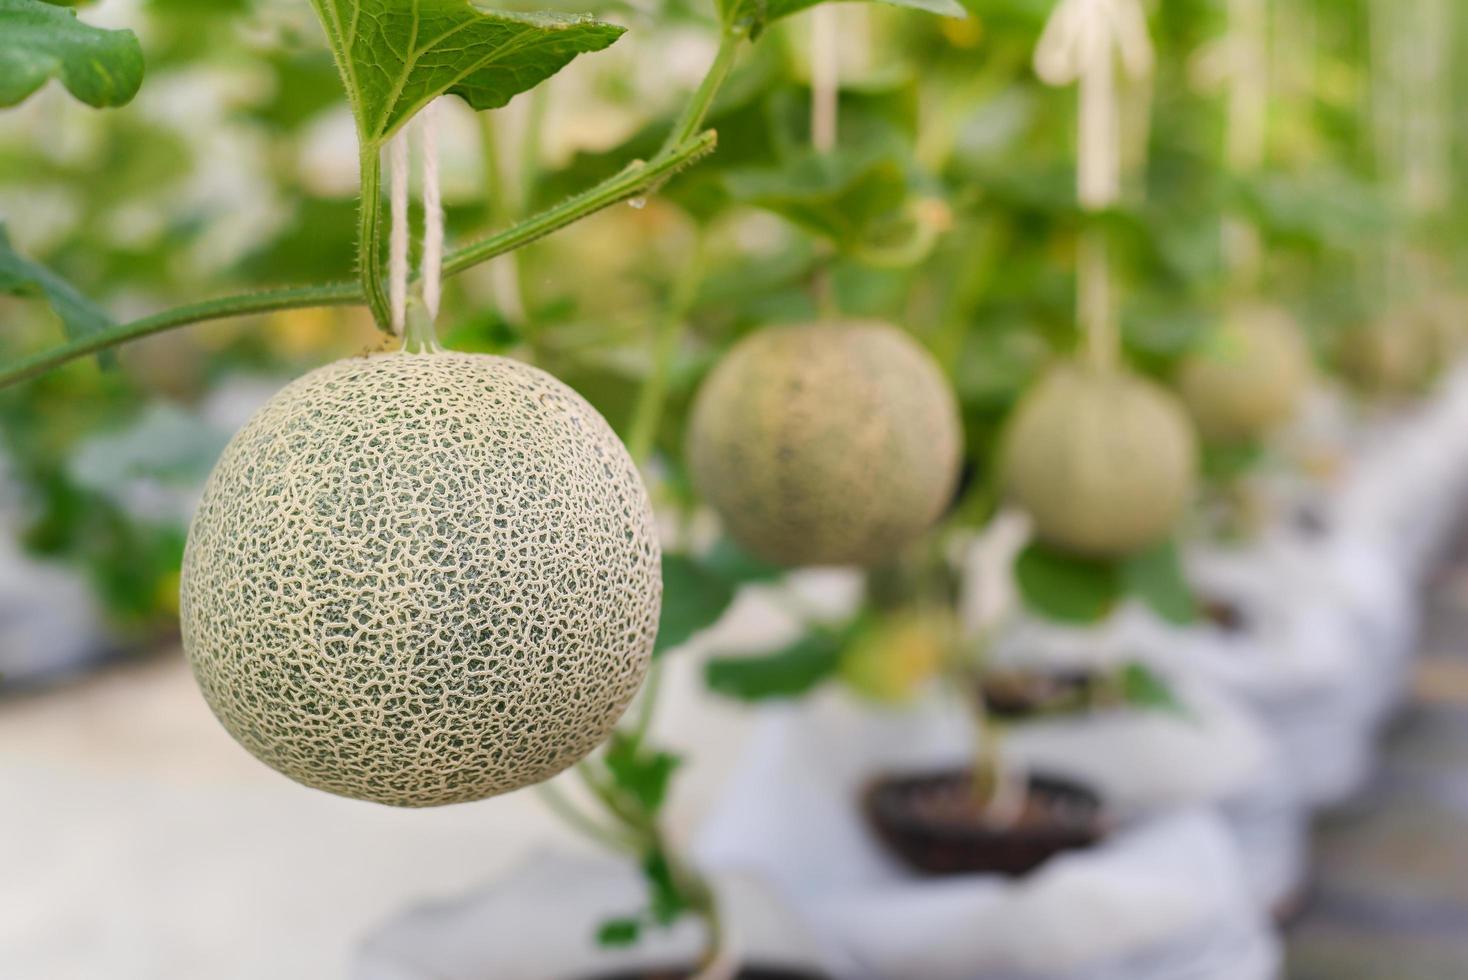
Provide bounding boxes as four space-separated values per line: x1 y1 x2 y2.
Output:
863 769 1105 876
979 669 1099 719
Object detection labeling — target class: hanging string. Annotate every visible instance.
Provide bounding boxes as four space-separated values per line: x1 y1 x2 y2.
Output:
388 128 410 338
421 100 445 324
1191 0 1269 288
808 4 840 320
385 100 447 351
1035 0 1153 209
1035 0 1154 369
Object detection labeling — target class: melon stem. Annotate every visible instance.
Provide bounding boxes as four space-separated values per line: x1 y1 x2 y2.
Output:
1077 225 1117 371
400 298 444 354
535 783 643 853
627 232 708 464
571 756 731 971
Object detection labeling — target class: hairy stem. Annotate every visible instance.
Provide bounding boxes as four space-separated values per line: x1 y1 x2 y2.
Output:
626 232 708 464
358 141 392 333
661 28 744 155
0 284 363 390
536 783 645 853
442 131 717 278
0 132 716 391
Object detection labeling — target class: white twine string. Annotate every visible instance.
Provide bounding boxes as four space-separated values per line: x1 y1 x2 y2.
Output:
1191 0 1268 284
1035 0 1153 365
387 128 410 337
1035 0 1153 210
385 100 446 344
421 100 445 323
810 3 839 154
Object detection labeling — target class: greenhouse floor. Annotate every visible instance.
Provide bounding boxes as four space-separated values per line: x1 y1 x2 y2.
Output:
1285 554 1468 978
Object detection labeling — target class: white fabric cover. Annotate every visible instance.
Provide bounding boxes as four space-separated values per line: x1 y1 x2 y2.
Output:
696 692 1279 980
989 619 1307 913
352 850 844 980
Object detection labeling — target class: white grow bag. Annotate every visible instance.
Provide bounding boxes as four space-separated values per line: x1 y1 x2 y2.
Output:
1243 527 1419 734
353 850 842 980
696 692 1279 980
991 619 1308 915
1335 363 1468 582
1135 545 1382 809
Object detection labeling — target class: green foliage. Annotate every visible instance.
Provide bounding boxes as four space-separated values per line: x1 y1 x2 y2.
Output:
603 731 682 812
595 917 642 947
720 0 964 39
308 0 625 145
654 541 786 655
1119 662 1188 717
705 630 845 701
0 224 113 360
655 552 739 655
1015 538 1199 626
0 0 143 108
1013 541 1121 624
1120 540 1197 625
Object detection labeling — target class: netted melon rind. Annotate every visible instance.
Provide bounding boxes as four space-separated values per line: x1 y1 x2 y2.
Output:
180 352 661 808
1001 362 1198 558
1178 307 1313 445
684 321 963 568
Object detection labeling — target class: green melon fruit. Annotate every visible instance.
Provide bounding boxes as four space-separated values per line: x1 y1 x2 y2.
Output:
1178 307 1313 445
684 321 963 567
1416 294 1468 369
1339 313 1436 398
180 352 661 807
1001 362 1198 558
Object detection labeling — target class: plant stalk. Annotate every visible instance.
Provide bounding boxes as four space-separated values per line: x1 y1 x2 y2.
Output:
661 28 744 155
0 132 716 390
357 141 392 333
626 232 708 464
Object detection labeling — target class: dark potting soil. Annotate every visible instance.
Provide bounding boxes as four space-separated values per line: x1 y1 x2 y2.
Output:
1202 597 1250 634
575 967 827 980
980 669 1098 719
864 769 1105 876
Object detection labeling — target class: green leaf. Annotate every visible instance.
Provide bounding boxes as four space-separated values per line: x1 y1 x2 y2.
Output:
1119 662 1188 717
1201 440 1264 484
0 223 115 351
702 537 784 586
723 146 910 250
603 732 682 814
641 849 691 925
721 0 965 39
1120 540 1197 625
705 632 843 701
655 553 738 656
308 0 625 145
1013 541 1121 625
595 917 642 947
0 0 144 109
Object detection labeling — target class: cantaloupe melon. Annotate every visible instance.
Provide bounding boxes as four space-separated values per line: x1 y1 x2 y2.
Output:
180 352 661 807
1001 362 1197 558
1178 307 1313 445
1339 313 1436 399
684 321 963 567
